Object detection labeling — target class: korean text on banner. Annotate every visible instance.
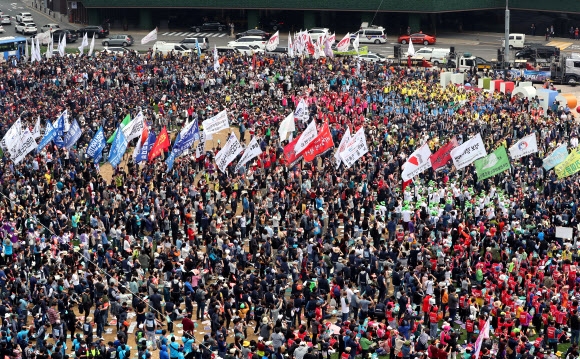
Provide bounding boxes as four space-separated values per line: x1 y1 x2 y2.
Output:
294 99 309 123
202 110 229 135
474 146 511 182
509 133 538 159
235 137 262 172
429 136 458 171
335 127 351 168
215 133 243 173
12 129 36 164
450 133 487 170
543 143 568 171
340 127 368 168
283 135 303 167
302 123 334 163
555 149 580 179
294 120 318 154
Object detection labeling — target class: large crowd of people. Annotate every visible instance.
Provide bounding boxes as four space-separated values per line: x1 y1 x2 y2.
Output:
0 42 576 359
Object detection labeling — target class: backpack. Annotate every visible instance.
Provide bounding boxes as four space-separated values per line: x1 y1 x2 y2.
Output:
145 319 155 332
195 289 204 302
332 285 341 298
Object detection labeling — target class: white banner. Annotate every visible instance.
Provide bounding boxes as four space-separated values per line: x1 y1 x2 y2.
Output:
278 112 296 142
556 226 574 239
450 133 487 170
294 98 309 123
509 133 538 160
215 133 243 172
195 131 206 159
122 111 145 142
340 127 368 168
336 32 351 52
235 137 262 172
294 120 318 154
265 31 280 51
12 129 37 164
141 28 157 45
401 143 433 181
202 110 229 135
335 126 351 168
32 117 41 139
3 118 23 156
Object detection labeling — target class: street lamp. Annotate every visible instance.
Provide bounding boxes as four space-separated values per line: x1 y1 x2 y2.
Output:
504 0 510 72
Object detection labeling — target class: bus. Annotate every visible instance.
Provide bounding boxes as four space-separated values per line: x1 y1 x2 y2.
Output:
0 36 27 60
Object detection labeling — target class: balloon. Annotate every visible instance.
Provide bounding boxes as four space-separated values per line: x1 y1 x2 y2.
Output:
576 106 580 112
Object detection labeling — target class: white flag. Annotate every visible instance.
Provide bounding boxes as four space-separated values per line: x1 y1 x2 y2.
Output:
265 31 279 52
278 112 296 142
122 111 145 142
352 34 360 53
327 33 336 45
340 127 368 168
336 33 351 52
235 136 262 172
202 110 229 135
335 126 351 168
47 36 53 59
132 121 148 162
401 143 433 181
58 34 66 57
509 133 538 159
294 120 318 154
12 128 36 164
141 27 157 45
213 45 220 72
78 33 88 54
30 38 36 63
88 34 95 56
450 133 487 170
35 38 41 62
215 133 243 173
288 32 294 58
407 40 415 56
3 118 23 156
32 117 41 139
25 39 29 58
294 98 309 123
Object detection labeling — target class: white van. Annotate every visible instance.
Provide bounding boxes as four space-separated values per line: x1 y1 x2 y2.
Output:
412 47 450 66
351 25 387 44
502 33 526 49
152 41 192 55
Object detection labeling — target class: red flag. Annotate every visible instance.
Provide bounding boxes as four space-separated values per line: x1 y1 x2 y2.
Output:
283 135 303 167
407 56 411 68
252 54 257 70
148 126 170 162
306 36 315 55
429 136 459 171
302 123 334 163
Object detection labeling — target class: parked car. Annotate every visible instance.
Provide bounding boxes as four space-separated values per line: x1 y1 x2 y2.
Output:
102 34 134 47
16 22 37 35
52 29 78 43
41 23 60 33
259 19 284 31
77 25 109 39
398 32 436 45
358 53 387 62
266 46 288 54
180 37 209 51
1 15 11 25
215 46 241 55
235 29 270 40
228 44 264 55
307 28 330 41
101 47 131 56
190 22 226 33
227 36 267 50
152 41 192 55
350 26 387 44
15 12 33 22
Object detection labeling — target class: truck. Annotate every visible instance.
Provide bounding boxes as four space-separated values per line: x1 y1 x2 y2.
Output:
550 53 580 85
447 52 496 72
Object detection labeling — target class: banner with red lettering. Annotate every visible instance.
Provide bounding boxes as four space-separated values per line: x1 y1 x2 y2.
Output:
283 135 303 167
303 123 334 163
429 136 459 171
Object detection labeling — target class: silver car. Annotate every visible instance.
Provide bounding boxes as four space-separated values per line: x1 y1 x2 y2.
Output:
101 34 134 47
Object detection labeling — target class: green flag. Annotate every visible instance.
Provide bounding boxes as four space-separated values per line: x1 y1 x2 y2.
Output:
106 114 131 144
474 146 510 182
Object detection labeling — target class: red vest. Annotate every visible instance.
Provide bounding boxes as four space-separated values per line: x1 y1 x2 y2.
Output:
465 320 474 332
429 311 438 323
547 326 556 339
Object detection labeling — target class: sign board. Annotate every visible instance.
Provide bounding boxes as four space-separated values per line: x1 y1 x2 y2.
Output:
556 226 573 239
70 1 77 9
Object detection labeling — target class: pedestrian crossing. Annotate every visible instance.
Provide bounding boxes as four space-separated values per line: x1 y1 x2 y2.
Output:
160 32 227 38
546 40 573 50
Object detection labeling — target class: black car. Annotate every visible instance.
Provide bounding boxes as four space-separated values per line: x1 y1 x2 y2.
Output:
52 29 78 43
235 29 270 40
515 45 560 60
190 22 226 33
259 19 284 31
77 25 109 39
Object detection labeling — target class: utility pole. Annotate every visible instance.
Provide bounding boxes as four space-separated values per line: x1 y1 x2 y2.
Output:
504 0 510 75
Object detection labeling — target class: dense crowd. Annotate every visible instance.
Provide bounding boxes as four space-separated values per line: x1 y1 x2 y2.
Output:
0 44 576 359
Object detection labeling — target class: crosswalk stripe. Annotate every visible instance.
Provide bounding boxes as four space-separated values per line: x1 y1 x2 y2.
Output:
183 33 194 37
166 32 177 36
174 32 186 36
546 40 573 49
217 33 226 37
161 32 170 36
198 33 209 37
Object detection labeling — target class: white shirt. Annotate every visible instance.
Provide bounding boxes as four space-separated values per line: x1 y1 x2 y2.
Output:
340 296 350 313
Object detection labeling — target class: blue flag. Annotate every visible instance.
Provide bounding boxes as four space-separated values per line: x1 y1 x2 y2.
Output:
63 120 82 149
53 110 67 148
86 126 106 163
136 131 156 164
165 120 199 171
165 133 180 172
195 39 202 57
108 125 129 168
191 119 200 142
37 121 56 152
